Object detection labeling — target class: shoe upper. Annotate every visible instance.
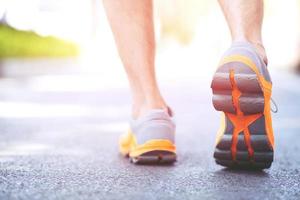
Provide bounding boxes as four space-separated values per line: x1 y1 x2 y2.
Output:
223 41 272 83
216 41 275 149
130 108 176 144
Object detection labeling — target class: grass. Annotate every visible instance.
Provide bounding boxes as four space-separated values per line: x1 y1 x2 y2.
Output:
0 24 79 58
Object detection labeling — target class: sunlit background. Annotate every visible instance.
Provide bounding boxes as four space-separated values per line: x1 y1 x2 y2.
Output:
0 0 299 119
0 2 300 195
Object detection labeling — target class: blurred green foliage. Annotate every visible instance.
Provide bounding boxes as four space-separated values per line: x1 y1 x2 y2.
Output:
0 24 78 58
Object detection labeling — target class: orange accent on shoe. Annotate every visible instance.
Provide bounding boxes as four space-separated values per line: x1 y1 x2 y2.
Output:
129 140 176 158
119 130 136 156
226 69 261 160
220 55 274 150
244 128 254 159
119 130 176 158
215 113 226 145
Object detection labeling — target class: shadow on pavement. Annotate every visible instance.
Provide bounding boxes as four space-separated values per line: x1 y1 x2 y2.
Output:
215 167 270 177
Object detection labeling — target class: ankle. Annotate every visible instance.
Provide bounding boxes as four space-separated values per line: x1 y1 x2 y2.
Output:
233 38 268 65
252 42 268 65
132 100 168 119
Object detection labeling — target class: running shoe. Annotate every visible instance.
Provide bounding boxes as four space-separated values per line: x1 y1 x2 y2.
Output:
119 108 176 164
211 42 274 169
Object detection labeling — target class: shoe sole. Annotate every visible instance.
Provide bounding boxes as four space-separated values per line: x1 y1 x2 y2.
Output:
120 136 177 165
130 150 177 164
211 62 273 169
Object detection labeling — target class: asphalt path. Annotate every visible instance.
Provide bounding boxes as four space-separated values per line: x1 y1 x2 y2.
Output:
0 69 299 200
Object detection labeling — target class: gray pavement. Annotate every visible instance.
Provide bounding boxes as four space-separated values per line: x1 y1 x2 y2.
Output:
0 61 300 199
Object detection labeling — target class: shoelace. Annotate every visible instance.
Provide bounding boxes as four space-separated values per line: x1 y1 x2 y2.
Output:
271 98 278 113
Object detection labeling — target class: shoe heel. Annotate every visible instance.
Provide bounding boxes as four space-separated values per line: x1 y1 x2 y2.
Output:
129 140 177 165
130 150 177 164
211 64 264 115
211 63 273 169
211 72 236 113
214 119 273 169
234 73 264 115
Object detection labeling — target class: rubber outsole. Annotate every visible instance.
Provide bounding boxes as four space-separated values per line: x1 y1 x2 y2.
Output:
211 62 265 115
211 62 273 170
120 133 176 165
130 150 177 165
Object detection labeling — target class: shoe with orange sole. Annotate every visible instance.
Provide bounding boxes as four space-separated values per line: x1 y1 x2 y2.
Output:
119 108 176 164
211 42 274 169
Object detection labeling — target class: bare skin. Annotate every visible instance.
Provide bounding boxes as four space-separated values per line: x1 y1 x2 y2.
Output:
103 0 267 119
103 0 167 119
218 0 268 64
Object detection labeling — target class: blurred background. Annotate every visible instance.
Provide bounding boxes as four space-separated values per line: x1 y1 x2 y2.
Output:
1 0 300 78
1 1 300 197
0 0 299 117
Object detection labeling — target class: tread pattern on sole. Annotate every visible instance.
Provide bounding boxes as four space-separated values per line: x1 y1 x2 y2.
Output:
211 64 264 115
211 62 273 170
130 150 177 165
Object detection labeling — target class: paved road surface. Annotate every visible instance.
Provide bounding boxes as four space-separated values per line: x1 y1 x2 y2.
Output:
0 64 299 199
